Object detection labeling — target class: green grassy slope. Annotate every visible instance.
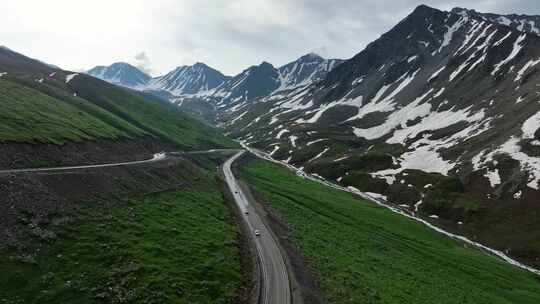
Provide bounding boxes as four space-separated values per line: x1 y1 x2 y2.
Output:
0 78 144 144
0 74 236 149
0 167 242 303
242 160 540 304
68 75 236 149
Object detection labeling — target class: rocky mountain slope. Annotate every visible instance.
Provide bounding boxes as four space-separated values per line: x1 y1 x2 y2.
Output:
221 5 540 266
210 61 281 106
86 62 151 88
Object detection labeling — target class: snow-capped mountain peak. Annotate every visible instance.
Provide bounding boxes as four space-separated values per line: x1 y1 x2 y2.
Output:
146 63 229 95
210 61 281 105
300 52 324 60
86 62 151 88
86 61 230 96
207 55 344 106
276 53 343 92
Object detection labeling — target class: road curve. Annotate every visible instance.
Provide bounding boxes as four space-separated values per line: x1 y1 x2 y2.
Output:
0 149 237 175
0 152 168 174
223 151 291 304
0 148 295 301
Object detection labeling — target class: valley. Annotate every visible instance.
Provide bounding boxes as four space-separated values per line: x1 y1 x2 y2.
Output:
2 2 540 304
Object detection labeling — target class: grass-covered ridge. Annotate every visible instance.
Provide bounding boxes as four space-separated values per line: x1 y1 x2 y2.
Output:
0 187 242 303
69 75 237 149
0 75 236 149
242 160 540 304
0 78 143 144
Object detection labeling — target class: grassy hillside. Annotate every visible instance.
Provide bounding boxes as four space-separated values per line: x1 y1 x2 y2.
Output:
0 78 144 144
68 74 236 149
242 160 540 304
0 161 243 303
0 74 236 149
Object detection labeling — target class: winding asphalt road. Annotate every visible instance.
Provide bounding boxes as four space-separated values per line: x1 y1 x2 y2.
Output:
223 151 291 304
0 152 168 174
0 149 238 174
1 149 293 303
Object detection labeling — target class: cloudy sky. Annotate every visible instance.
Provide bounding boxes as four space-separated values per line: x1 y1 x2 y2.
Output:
1 0 539 76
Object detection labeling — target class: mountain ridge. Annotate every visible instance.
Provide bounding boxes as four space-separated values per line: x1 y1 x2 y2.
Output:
86 53 344 107
87 62 151 88
146 62 230 95
452 7 540 35
221 4 540 267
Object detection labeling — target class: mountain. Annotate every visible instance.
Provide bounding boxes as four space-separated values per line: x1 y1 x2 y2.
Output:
222 5 540 266
0 46 235 168
146 62 230 95
86 62 151 88
207 54 343 108
210 61 281 106
84 54 343 112
453 7 540 35
87 61 230 97
277 53 344 91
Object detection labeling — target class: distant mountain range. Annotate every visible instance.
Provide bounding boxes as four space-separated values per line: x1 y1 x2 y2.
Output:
85 53 344 104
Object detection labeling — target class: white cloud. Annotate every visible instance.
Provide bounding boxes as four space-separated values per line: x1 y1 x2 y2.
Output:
132 52 152 74
0 0 538 76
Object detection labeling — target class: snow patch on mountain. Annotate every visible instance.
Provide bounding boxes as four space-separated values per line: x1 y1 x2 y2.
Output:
367 104 489 182
479 137 540 189
522 111 540 138
343 70 421 124
492 34 527 75
65 73 79 83
308 147 330 162
276 129 290 139
353 89 434 140
473 112 540 189
388 106 486 144
485 169 502 187
516 58 540 81
439 17 466 53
